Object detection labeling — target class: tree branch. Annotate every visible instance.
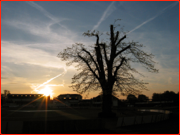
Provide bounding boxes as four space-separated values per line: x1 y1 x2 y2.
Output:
110 25 115 47
114 57 126 78
115 45 131 57
78 54 99 80
100 43 109 64
115 35 126 46
114 31 119 43
82 48 101 75
95 35 105 80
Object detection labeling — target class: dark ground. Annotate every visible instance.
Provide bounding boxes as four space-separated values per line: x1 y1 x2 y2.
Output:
1 107 161 121
1 106 179 134
88 113 179 134
69 117 178 134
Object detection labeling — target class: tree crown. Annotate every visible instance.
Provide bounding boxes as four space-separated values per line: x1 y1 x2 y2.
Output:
58 23 158 96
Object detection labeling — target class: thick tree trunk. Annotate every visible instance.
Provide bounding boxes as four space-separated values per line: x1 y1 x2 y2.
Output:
98 87 117 118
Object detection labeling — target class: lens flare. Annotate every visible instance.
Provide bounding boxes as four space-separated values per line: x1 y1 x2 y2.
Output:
31 68 67 99
38 86 53 98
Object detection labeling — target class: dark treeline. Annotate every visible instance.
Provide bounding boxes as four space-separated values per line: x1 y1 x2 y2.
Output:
152 91 179 102
126 90 179 103
123 90 179 107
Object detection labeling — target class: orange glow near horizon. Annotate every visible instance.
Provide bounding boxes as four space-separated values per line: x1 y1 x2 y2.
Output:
38 86 53 99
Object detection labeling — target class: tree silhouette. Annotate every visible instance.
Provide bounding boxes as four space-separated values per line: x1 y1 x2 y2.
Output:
162 91 176 101
152 91 178 102
138 94 149 102
58 23 158 117
127 94 138 104
152 93 162 102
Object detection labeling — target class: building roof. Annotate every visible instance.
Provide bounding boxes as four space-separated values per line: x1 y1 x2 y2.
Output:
9 94 43 95
58 94 82 97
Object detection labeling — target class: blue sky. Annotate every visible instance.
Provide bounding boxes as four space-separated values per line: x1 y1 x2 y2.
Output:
1 1 179 99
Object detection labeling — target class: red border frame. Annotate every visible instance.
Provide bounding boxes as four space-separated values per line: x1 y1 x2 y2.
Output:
0 1 179 135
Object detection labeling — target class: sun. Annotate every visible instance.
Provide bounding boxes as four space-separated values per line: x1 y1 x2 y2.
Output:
38 86 53 97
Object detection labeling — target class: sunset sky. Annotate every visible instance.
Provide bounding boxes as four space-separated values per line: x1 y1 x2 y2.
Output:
1 1 179 99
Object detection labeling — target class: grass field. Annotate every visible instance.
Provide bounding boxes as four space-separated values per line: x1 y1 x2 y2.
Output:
1 107 160 121
1 106 179 134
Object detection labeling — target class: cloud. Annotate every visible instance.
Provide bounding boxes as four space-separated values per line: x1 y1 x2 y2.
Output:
4 19 76 45
25 1 69 30
168 77 172 84
1 3 93 96
1 77 8 79
91 1 116 31
2 15 95 71
1 41 68 69
1 76 28 85
127 1 178 34
2 12 93 53
2 1 84 48
33 68 67 91
26 1 58 22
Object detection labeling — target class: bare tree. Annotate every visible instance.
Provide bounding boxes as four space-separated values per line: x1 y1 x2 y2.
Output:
58 23 158 117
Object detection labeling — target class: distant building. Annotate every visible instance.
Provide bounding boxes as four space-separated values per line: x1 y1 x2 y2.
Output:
1 90 11 105
4 90 10 96
57 94 82 100
54 94 122 108
2 90 124 108
3 93 50 108
1 90 10 98
79 99 92 107
56 94 82 107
